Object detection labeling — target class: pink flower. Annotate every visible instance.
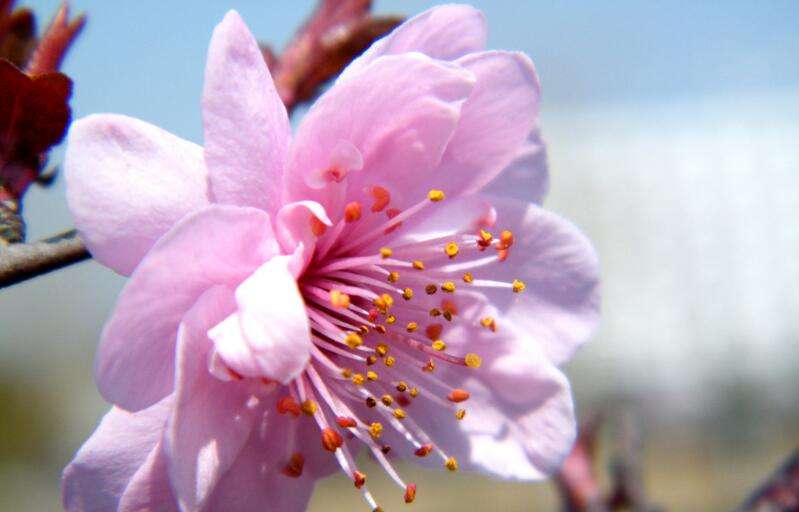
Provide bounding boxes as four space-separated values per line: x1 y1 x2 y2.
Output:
62 5 599 512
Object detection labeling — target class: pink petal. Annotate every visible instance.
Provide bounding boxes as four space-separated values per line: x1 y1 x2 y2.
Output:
338 4 487 82
203 402 317 512
62 397 174 512
118 443 177 512
210 255 312 384
203 10 291 216
430 51 542 198
484 125 549 205
275 200 332 272
492 198 601 365
166 286 257 512
283 53 475 216
97 205 279 412
65 114 209 276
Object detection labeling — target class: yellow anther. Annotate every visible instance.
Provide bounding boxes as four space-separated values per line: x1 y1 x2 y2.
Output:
462 272 474 283
341 368 353 378
384 356 396 367
379 247 393 259
422 359 436 372
480 229 493 244
376 344 389 357
352 373 365 385
385 314 396 325
431 340 447 351
455 408 466 420
402 287 414 300
512 279 526 293
380 394 394 406
444 242 459 258
412 260 425 270
427 189 445 202
366 355 378 366
344 332 363 349
330 289 350 309
464 353 483 368
480 317 497 332
387 271 400 283
396 381 408 392
406 322 418 333
425 284 438 295
393 408 407 420
500 230 514 248
429 308 442 317
445 457 459 471
366 370 378 381
369 422 384 439
380 293 394 308
409 387 420 398
301 400 318 416
441 281 456 293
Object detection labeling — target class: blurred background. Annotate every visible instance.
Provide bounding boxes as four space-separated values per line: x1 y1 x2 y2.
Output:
1 1 798 510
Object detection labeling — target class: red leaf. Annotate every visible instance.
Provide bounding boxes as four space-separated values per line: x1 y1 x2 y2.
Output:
0 59 72 198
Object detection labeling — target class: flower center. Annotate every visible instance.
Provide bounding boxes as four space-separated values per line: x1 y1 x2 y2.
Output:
277 188 524 510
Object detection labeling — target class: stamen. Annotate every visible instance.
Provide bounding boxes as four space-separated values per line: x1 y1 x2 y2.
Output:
445 457 459 471
369 422 383 439
412 260 425 270
414 444 433 457
379 247 393 259
387 271 399 283
345 201 362 222
282 452 305 478
480 317 497 331
370 186 391 212
354 471 367 489
425 284 437 295
462 272 474 283
465 353 482 368
431 340 447 351
441 281 456 293
345 332 364 349
447 389 470 403
444 242 459 259
277 396 301 417
310 215 328 236
455 409 466 420
337 416 357 428
404 483 417 503
330 290 350 309
402 287 413 300
405 322 418 333
512 279 526 293
321 427 344 452
427 189 445 202
301 399 318 416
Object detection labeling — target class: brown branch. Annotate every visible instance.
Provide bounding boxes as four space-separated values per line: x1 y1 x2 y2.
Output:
736 449 799 511
0 228 89 288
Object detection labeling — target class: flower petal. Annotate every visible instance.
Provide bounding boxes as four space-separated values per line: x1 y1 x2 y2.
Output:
210 255 312 384
283 53 475 216
97 205 279 412
338 4 487 82
203 404 317 512
490 198 600 365
62 397 173 512
275 200 332 272
166 286 256 512
65 114 209 276
203 10 291 216
484 125 549 205
431 51 542 198
118 442 177 512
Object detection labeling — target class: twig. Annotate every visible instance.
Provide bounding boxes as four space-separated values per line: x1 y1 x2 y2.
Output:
736 449 799 512
0 228 89 288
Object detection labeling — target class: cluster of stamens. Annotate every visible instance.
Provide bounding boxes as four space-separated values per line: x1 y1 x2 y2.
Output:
233 185 525 510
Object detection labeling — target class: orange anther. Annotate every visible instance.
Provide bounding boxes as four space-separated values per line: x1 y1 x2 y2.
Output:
447 389 470 403
370 185 390 212
344 201 362 222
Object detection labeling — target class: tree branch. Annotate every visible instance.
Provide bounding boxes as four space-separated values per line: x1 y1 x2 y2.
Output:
0 228 89 288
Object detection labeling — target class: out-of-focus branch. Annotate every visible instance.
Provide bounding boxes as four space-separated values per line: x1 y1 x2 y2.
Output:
25 2 85 75
262 0 402 112
736 449 799 512
0 228 89 288
556 410 662 512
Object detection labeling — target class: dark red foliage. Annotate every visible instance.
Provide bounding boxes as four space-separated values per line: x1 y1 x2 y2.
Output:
0 59 72 200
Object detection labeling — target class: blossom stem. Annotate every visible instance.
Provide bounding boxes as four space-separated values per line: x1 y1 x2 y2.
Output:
0 229 90 289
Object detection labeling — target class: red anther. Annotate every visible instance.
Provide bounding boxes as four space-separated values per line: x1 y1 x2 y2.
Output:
370 186 390 212
396 394 411 407
344 201 362 222
447 389 471 403
425 323 443 341
497 247 509 262
321 428 344 452
336 416 357 428
384 208 403 234
404 483 417 503
282 452 305 478
309 215 327 236
277 396 301 417
414 444 433 457
353 470 367 489
441 299 458 315
368 308 379 322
